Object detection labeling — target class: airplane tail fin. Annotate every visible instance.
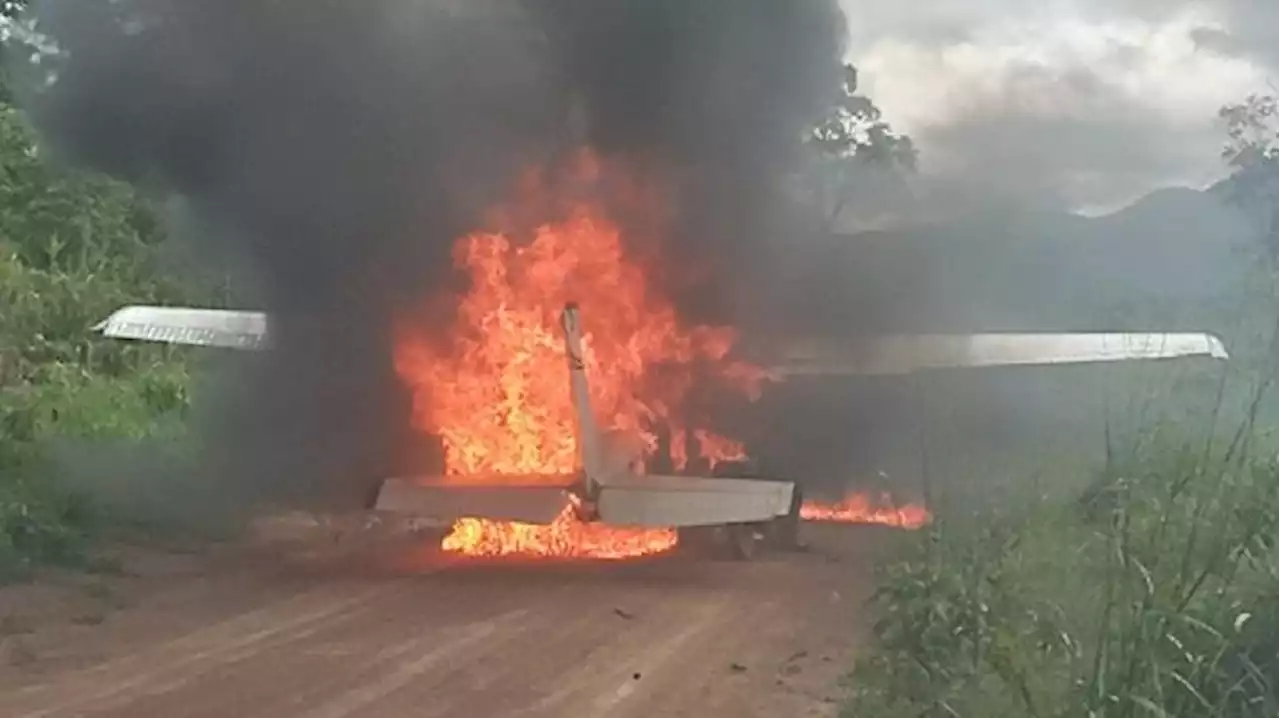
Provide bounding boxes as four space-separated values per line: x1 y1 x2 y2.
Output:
560 303 606 489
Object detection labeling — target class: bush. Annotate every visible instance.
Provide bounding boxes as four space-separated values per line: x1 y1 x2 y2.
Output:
0 362 193 574
0 97 203 577
844 432 1278 718
0 477 94 581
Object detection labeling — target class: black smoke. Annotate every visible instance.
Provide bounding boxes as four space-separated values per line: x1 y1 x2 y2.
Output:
12 0 854 516
529 0 847 326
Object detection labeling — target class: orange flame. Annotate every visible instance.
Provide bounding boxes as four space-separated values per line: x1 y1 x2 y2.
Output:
693 429 747 471
800 493 931 530
394 151 763 558
441 503 677 560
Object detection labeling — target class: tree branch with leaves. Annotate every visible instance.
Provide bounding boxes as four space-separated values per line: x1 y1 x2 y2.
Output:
800 64 917 231
1217 93 1278 266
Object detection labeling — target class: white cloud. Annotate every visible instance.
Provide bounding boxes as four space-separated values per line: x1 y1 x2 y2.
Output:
838 0 1276 211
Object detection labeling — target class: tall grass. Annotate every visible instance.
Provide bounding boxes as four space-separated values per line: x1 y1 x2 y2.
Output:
842 358 1278 717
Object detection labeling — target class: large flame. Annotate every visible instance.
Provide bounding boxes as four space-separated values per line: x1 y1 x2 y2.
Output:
800 492 931 530
394 152 765 559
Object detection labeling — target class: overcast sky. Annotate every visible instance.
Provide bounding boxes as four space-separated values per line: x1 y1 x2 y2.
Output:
839 0 1278 214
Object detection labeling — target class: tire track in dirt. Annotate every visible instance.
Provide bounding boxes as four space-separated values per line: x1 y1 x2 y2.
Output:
614 560 855 717
0 525 877 718
385 584 731 718
546 593 747 718
141 581 579 718
290 606 533 718
2 578 424 717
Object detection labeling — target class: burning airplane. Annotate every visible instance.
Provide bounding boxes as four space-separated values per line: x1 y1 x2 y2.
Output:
95 291 1227 559
93 153 1228 560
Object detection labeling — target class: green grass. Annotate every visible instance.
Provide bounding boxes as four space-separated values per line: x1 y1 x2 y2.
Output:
841 361 1279 718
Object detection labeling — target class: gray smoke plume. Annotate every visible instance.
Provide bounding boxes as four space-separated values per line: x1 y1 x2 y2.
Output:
13 0 853 517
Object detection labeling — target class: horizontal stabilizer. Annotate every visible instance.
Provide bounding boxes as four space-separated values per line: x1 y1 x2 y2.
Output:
371 474 796 528
372 478 573 525
594 474 795 528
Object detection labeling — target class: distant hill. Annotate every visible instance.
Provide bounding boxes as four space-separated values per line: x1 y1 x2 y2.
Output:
765 185 1260 338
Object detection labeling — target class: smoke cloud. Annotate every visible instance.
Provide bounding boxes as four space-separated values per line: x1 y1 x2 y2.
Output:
14 0 854 513
527 0 849 327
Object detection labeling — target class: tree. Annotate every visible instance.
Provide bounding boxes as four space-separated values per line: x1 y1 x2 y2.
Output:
1217 93 1278 266
800 64 917 231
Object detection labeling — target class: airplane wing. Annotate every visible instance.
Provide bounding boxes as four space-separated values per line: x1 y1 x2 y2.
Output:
93 305 1229 373
777 332 1228 376
94 305 269 350
92 304 1230 531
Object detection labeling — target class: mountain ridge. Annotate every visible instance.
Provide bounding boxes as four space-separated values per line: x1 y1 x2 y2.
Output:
798 184 1258 336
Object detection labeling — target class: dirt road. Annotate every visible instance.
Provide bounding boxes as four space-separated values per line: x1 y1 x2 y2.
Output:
0 523 875 718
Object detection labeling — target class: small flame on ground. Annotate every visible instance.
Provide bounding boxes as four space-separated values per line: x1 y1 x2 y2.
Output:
801 493 931 530
441 504 677 560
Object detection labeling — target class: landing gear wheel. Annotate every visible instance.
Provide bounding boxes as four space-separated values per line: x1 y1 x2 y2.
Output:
362 478 386 511
771 483 804 551
677 525 719 556
727 523 760 561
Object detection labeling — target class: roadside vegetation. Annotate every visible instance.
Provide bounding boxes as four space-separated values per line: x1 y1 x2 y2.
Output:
0 84 209 579
841 97 1278 718
844 367 1277 718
